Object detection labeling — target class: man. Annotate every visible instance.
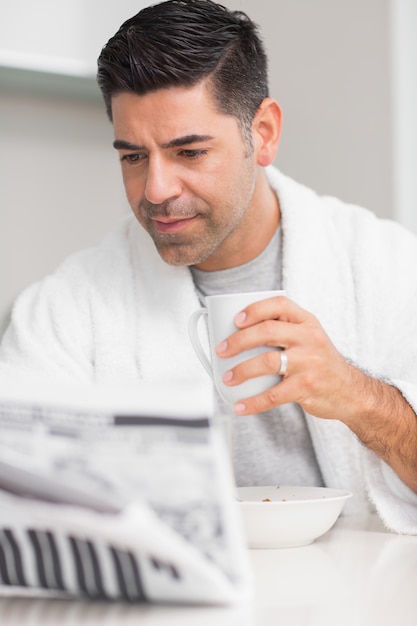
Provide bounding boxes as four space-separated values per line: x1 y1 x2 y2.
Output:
1 0 416 532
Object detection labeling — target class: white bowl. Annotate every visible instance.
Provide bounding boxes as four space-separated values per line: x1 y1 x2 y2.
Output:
237 485 352 549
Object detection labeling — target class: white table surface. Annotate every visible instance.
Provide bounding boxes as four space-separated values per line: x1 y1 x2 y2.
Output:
1 514 416 626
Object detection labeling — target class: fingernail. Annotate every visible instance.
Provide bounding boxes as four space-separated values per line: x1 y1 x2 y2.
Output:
222 370 233 383
234 311 247 325
216 340 228 354
234 402 246 414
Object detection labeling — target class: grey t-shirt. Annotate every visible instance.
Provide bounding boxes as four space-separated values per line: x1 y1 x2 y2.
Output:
190 228 324 487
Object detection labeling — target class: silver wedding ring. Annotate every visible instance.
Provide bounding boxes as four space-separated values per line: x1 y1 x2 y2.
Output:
278 351 288 376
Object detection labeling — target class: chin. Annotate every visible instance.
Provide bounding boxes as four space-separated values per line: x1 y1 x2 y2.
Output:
157 246 212 268
156 247 197 267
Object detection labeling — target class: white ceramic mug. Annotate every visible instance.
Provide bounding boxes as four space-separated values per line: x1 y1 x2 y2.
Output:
188 290 285 405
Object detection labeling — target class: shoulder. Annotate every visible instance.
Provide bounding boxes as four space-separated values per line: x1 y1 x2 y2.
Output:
267 165 417 259
53 215 137 281
9 215 144 328
28 215 149 305
0 216 143 374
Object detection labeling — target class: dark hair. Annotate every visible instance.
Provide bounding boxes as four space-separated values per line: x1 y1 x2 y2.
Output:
97 0 269 145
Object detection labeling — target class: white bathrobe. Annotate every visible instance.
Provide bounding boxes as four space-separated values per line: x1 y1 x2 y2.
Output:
2 167 417 533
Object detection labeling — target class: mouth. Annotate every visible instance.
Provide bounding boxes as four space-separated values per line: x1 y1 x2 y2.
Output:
152 216 197 234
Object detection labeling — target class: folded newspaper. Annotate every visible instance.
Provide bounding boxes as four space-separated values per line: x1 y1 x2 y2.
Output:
0 378 251 605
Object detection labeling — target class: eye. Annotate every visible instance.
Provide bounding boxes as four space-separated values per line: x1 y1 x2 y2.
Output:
180 149 208 160
120 153 146 165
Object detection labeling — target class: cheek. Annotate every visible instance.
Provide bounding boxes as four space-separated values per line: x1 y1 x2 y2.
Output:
121 170 144 206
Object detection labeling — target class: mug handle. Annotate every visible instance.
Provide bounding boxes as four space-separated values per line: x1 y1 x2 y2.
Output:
188 308 213 379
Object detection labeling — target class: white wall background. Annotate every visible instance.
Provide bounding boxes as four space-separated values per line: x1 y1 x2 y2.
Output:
390 0 417 232
1 0 416 337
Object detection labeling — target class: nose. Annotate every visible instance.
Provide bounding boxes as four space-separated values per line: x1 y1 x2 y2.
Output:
144 156 182 205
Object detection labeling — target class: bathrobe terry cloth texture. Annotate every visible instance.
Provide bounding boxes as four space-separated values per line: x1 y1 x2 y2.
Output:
1 166 417 533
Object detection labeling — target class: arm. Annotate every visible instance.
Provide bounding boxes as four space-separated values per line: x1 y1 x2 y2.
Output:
342 373 417 493
216 295 417 493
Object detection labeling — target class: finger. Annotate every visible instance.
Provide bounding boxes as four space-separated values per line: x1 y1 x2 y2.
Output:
222 349 292 386
234 295 311 328
216 319 296 358
234 376 299 415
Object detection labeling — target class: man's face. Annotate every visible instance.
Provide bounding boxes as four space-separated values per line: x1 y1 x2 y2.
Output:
112 82 261 270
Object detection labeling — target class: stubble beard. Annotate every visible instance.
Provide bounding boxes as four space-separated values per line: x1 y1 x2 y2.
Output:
150 213 236 267
139 159 257 267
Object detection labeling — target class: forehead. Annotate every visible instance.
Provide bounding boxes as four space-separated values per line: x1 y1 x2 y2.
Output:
111 82 238 142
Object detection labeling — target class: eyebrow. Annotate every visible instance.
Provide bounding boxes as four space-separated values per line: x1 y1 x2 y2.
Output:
113 134 215 151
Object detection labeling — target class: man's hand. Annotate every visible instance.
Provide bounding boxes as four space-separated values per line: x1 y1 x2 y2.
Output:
216 295 360 420
216 294 417 492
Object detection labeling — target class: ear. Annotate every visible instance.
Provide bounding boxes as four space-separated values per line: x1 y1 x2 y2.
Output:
252 98 282 166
